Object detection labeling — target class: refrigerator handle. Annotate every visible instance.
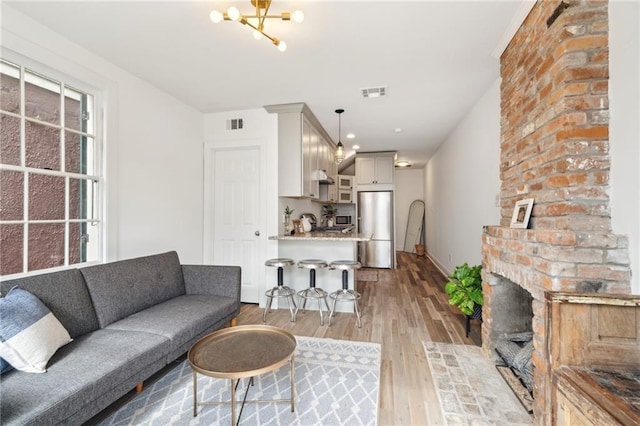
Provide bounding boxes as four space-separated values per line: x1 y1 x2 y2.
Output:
358 242 366 265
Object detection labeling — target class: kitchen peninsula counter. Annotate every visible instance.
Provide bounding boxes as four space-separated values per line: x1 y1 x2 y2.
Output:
269 232 371 241
268 231 368 313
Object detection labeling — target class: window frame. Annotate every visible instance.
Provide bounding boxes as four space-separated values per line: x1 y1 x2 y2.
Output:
0 56 105 278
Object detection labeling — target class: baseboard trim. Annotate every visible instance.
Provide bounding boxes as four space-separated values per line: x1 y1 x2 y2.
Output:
426 253 450 278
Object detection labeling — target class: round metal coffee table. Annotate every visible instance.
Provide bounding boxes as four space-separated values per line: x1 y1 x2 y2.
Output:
188 325 297 425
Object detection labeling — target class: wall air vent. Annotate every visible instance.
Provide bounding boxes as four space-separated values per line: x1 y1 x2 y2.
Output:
361 86 387 98
226 118 244 130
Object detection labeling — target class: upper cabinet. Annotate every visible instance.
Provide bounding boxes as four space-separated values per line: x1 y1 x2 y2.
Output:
355 152 397 190
265 103 337 200
337 175 353 204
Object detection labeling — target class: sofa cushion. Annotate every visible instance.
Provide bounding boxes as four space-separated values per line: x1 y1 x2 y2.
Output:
1 357 12 374
0 287 72 373
0 328 169 426
1 269 99 338
80 251 186 327
106 294 238 360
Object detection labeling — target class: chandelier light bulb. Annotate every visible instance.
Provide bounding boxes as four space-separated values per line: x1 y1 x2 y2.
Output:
209 10 223 23
253 30 263 40
227 6 240 21
277 40 287 52
292 10 305 23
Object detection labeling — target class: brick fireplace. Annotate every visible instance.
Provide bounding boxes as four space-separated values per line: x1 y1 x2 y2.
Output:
481 0 632 423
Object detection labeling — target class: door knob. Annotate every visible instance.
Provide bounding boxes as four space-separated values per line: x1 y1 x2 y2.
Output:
255 231 260 236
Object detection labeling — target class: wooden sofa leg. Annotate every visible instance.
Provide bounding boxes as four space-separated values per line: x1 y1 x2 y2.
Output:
136 382 144 393
230 317 237 327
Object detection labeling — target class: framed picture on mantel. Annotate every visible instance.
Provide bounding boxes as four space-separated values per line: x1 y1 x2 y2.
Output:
510 198 534 229
292 219 305 235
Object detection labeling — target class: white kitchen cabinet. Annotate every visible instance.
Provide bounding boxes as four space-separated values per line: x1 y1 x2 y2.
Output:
301 117 313 198
337 175 353 203
265 103 336 200
337 175 353 190
355 152 397 188
306 118 320 198
323 139 338 202
338 189 353 203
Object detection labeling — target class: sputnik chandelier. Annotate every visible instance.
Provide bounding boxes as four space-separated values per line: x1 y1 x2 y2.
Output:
210 0 304 52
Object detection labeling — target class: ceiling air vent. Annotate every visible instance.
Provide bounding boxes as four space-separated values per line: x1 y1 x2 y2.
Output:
361 86 387 99
226 118 244 130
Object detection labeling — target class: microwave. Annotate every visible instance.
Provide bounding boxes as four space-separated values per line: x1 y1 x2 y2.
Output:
335 215 352 226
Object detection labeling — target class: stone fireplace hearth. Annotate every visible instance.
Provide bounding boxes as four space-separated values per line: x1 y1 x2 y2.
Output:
481 0 632 423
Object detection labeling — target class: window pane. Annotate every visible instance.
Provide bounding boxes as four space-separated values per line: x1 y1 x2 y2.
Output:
1 113 21 165
25 121 60 170
65 132 94 175
25 70 61 125
69 222 81 265
68 222 98 265
85 221 99 262
0 224 23 275
0 170 24 220
0 60 20 114
28 223 65 270
64 86 93 134
69 178 95 220
1 57 102 275
29 174 65 220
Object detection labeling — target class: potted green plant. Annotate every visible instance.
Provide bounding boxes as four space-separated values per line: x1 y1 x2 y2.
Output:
283 206 294 233
322 204 338 226
444 263 483 319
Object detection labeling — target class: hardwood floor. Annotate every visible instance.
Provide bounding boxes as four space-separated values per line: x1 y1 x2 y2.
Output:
238 251 482 426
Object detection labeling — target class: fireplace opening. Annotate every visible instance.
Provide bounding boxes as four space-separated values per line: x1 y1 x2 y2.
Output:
496 331 534 391
486 273 535 411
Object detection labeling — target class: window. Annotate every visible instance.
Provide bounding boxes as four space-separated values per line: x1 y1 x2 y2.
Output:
0 58 101 276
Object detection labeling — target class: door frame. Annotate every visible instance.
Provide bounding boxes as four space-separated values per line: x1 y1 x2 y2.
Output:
203 140 267 303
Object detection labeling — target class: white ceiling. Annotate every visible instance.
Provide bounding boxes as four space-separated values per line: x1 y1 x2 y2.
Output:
5 0 527 167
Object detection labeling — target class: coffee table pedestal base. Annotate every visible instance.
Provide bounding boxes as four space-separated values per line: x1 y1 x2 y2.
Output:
192 356 295 425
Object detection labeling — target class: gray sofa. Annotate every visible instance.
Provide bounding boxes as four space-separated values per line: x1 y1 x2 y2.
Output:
0 251 241 425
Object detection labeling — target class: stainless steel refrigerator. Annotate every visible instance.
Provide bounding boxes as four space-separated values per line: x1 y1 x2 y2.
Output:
357 191 394 268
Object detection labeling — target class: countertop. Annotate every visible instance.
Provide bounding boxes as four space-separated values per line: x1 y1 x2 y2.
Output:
269 232 372 242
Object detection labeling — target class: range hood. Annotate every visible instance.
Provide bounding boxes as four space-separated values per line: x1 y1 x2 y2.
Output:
312 170 335 184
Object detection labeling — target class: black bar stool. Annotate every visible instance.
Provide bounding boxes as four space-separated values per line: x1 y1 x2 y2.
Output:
263 258 297 322
328 260 362 328
295 259 330 325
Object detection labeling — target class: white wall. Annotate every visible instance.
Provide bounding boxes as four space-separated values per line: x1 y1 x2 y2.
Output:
395 168 425 251
609 0 640 294
425 78 501 274
2 5 205 264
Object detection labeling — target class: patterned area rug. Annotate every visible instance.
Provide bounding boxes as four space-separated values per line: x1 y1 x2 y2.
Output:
100 336 381 425
424 342 533 425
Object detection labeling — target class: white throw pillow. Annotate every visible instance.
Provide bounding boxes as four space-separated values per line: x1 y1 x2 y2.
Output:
0 287 72 373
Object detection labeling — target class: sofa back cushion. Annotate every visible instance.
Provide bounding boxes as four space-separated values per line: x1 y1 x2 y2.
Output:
0 269 100 338
80 251 185 328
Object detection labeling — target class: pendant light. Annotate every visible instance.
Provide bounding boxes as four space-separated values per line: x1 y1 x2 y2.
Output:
334 109 345 164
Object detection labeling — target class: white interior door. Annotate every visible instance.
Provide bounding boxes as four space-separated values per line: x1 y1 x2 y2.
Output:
208 146 262 303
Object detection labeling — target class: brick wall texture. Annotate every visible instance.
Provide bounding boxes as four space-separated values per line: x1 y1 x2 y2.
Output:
481 0 632 423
